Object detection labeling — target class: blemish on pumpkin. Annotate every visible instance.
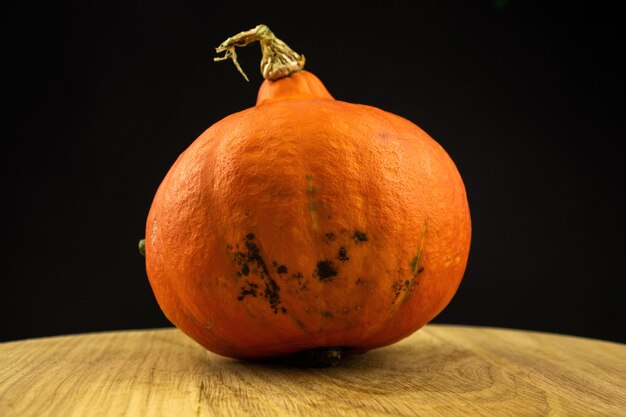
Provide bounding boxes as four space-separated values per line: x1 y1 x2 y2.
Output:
391 278 419 304
305 174 316 194
315 260 338 280
151 219 158 247
264 277 282 314
291 272 308 291
352 230 368 242
324 232 336 241
445 253 463 267
237 281 259 300
277 265 288 274
409 252 422 276
409 220 429 278
337 247 349 262
242 235 270 275
394 228 428 304
321 311 333 318
392 281 404 299
306 174 319 231
231 233 284 313
308 201 319 228
355 278 374 291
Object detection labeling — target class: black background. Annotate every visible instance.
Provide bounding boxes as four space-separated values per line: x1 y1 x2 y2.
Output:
2 1 624 344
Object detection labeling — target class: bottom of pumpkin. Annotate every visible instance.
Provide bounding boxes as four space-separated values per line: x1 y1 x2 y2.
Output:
248 346 359 368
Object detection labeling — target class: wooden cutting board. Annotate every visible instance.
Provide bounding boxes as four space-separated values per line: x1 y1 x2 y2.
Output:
1 325 625 416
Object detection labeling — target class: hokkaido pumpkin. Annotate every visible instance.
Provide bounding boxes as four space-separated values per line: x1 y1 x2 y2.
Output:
143 25 471 365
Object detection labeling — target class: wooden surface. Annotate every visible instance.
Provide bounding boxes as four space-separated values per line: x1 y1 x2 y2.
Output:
1 325 625 417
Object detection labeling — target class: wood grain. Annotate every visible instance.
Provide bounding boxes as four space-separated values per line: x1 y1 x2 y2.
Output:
1 325 625 416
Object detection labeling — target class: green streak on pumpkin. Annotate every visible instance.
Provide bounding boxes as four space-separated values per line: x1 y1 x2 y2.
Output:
409 220 429 277
305 174 315 194
306 174 319 231
409 252 422 276
308 201 319 230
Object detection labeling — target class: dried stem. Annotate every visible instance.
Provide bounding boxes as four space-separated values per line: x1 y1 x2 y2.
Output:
214 24 305 81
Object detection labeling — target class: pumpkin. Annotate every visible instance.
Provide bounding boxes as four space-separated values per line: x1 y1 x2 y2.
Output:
143 25 471 365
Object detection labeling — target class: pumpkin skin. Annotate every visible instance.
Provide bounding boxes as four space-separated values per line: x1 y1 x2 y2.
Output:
145 70 471 359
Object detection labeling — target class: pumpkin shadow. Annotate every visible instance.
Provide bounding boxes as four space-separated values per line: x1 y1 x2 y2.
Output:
176 331 547 413
187 337 545 416
210 341 494 397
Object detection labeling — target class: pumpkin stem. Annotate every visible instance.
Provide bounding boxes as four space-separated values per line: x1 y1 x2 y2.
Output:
298 346 343 367
265 346 344 368
214 24 305 82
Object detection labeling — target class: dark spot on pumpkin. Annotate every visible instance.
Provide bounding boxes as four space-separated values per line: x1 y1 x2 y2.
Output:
356 277 366 285
392 281 403 298
352 230 368 242
237 281 259 300
321 310 333 318
324 232 336 241
337 247 349 262
231 233 283 312
291 272 307 291
264 278 282 314
315 260 338 280
277 265 288 274
242 238 269 275
391 275 420 303
418 266 425 274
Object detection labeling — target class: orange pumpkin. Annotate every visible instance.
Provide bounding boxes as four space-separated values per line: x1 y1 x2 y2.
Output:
144 25 471 364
